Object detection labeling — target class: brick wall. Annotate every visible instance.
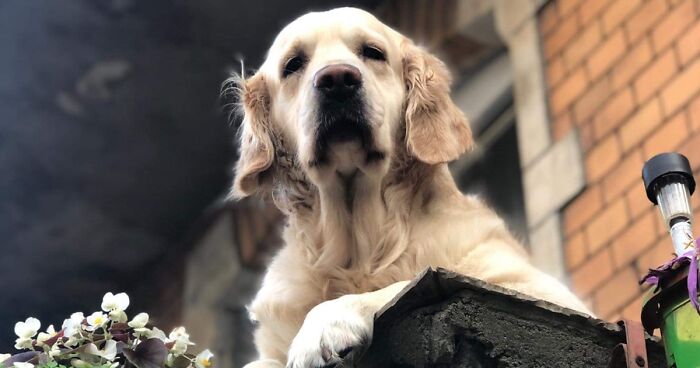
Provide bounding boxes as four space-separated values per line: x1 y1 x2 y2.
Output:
539 0 700 320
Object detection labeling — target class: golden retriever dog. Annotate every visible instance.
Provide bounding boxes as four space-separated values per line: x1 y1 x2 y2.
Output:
228 7 590 368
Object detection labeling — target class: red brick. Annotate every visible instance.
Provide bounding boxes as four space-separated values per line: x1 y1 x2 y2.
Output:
625 0 668 43
651 0 696 52
633 49 678 103
611 37 654 90
547 56 566 90
602 0 642 34
678 130 700 171
661 57 700 115
619 98 663 152
557 0 582 18
611 210 658 268
626 184 654 219
692 182 700 211
586 199 629 252
586 134 622 182
564 186 604 235
677 21 700 65
643 111 689 155
620 294 644 322
572 248 614 296
690 95 700 132
593 88 635 139
654 209 668 237
552 111 574 141
544 13 580 59
540 2 559 36
636 238 676 275
586 30 627 80
579 122 597 152
573 77 612 124
578 0 611 25
594 267 640 318
602 149 644 202
551 67 588 115
565 231 588 270
563 21 602 71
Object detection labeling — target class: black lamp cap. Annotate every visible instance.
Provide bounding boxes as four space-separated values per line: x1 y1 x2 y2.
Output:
642 152 695 204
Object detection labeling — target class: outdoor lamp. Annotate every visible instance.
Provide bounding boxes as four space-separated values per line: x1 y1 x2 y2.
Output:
642 152 696 256
639 152 700 368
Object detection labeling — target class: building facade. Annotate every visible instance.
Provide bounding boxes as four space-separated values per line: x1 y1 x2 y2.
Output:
540 0 700 320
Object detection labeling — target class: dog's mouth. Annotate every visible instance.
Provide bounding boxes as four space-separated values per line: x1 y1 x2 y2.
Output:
312 117 372 166
310 99 385 167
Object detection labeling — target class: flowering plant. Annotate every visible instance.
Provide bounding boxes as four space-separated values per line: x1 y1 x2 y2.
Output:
0 292 213 368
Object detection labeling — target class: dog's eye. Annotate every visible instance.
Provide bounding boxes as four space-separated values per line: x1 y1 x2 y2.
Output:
282 55 306 78
361 45 386 61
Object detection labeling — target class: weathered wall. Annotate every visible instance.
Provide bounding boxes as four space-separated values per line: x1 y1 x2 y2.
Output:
539 0 700 320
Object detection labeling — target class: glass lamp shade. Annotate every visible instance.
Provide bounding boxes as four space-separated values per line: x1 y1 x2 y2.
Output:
656 182 693 228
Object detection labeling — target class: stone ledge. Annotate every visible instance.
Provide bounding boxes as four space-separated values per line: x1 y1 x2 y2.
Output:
357 268 666 367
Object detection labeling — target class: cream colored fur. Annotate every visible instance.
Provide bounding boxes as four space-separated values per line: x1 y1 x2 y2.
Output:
229 8 591 368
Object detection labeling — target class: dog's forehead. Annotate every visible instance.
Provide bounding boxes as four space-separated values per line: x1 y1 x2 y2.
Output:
261 8 397 68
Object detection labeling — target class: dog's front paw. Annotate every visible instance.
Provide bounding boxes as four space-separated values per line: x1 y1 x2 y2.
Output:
286 296 373 368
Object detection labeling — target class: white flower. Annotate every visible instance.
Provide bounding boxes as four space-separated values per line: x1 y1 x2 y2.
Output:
14 317 40 350
128 313 150 336
108 310 127 323
101 292 129 313
145 327 167 341
84 340 117 361
14 318 40 339
62 313 85 346
48 344 60 358
85 312 108 331
62 312 85 338
128 313 149 328
36 325 57 347
170 340 188 356
70 359 89 368
168 327 193 345
195 349 213 368
13 363 33 368
168 327 194 356
0 354 10 363
13 338 31 351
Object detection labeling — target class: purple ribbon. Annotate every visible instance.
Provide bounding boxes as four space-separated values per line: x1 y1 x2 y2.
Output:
640 239 700 313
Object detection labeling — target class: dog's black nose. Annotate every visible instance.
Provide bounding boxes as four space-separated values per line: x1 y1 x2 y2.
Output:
313 64 362 100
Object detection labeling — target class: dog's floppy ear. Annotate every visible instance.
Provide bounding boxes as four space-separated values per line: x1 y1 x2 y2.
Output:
231 73 274 198
402 41 473 164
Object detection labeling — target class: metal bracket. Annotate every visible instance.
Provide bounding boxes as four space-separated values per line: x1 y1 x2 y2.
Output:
608 319 649 368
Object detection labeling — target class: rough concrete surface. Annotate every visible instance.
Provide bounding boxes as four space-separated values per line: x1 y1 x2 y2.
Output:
357 268 666 368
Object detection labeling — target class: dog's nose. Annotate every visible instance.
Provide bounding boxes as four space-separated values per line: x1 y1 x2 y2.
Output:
313 64 362 99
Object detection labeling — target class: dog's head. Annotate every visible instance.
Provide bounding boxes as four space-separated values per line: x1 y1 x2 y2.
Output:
230 7 472 198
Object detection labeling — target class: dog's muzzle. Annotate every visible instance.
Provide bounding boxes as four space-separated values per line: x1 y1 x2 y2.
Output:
311 64 374 165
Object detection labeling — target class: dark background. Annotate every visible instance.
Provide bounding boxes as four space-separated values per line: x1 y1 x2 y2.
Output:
0 0 381 350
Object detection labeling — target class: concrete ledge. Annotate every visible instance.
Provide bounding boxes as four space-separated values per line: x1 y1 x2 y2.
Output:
357 268 666 367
